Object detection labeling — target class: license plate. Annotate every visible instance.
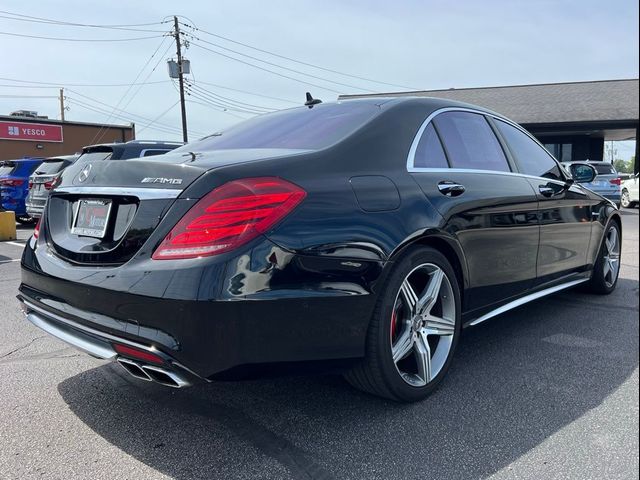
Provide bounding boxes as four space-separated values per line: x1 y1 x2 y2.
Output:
71 199 112 238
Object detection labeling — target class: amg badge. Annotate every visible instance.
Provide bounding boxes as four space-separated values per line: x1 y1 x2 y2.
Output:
141 177 183 185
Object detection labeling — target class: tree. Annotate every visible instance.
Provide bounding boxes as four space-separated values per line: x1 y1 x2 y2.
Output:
613 159 633 173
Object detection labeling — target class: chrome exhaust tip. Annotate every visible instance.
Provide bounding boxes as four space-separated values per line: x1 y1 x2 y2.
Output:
116 357 190 388
117 358 152 382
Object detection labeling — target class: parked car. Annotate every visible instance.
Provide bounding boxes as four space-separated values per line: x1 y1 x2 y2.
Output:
621 173 639 208
25 155 79 219
18 98 621 402
0 158 43 224
75 139 184 163
562 160 621 207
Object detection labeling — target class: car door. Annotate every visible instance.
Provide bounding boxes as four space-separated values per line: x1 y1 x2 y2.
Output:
409 110 540 313
491 119 596 285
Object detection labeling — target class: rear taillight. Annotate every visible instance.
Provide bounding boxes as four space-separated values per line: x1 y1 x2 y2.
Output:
28 179 33 189
44 176 59 190
609 178 622 185
0 179 24 187
152 177 306 260
33 218 41 239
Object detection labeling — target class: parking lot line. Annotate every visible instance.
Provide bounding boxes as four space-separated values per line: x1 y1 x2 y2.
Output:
4 241 26 247
0 258 20 264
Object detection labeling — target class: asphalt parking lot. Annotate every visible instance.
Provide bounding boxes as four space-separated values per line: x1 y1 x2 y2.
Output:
0 211 638 480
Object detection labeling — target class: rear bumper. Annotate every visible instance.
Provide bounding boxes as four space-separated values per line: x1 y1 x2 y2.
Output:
25 200 45 217
19 238 381 379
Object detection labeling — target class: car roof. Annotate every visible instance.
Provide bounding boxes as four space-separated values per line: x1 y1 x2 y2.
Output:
82 140 184 150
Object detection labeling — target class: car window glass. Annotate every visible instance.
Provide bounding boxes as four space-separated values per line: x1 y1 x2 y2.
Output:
142 149 170 157
433 112 509 172
174 102 381 152
494 120 562 180
593 164 616 175
34 160 66 175
76 151 113 163
414 123 449 168
0 164 16 176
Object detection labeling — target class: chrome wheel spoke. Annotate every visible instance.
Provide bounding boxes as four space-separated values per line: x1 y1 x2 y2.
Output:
400 279 419 316
414 330 432 385
424 315 455 336
417 268 444 315
392 326 414 363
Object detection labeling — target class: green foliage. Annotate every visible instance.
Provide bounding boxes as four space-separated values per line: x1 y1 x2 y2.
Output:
613 159 633 173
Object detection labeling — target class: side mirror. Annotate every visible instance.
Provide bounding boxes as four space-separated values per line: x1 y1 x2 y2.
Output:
569 163 597 183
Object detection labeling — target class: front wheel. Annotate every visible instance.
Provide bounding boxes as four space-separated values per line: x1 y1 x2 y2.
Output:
345 247 461 402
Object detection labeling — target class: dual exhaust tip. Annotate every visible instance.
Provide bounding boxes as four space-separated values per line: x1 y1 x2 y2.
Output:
117 357 190 388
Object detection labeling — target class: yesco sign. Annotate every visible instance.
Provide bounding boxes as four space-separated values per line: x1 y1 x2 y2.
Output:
0 120 63 143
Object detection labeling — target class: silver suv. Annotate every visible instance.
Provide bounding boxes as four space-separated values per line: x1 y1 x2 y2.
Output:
26 155 79 218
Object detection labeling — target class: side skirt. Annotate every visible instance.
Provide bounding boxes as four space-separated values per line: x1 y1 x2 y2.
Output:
464 277 590 327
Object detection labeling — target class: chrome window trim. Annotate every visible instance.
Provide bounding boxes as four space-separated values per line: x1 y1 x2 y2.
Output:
406 106 566 184
54 186 181 199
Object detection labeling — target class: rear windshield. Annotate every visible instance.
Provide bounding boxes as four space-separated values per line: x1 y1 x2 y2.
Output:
593 163 616 175
176 102 380 152
34 160 68 175
76 151 113 164
0 163 16 176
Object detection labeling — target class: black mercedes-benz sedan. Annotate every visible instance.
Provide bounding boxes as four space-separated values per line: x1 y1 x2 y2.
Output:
18 97 621 402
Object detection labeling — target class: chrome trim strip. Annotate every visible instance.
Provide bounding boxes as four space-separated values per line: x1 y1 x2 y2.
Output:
466 277 589 327
54 186 181 199
142 364 191 388
22 299 158 354
26 311 116 360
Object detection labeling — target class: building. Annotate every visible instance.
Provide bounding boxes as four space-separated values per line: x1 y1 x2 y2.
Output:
0 112 135 161
340 79 639 172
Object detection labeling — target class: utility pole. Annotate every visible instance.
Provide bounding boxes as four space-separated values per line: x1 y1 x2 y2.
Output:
173 16 188 143
59 88 65 122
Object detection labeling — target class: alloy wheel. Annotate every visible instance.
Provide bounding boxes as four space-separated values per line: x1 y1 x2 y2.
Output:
603 226 621 288
621 191 630 208
390 263 456 387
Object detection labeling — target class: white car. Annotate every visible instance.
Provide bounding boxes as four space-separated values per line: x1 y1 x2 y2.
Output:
621 173 639 208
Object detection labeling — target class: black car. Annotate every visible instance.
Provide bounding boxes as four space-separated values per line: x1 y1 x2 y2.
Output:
18 98 621 402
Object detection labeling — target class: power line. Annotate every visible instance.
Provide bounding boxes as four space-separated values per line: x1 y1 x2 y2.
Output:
186 87 263 115
190 41 344 95
186 82 275 112
0 94 57 98
137 101 180 134
0 14 167 33
184 30 377 93
0 77 169 88
192 80 299 104
66 89 206 137
0 9 168 30
0 31 164 42
178 20 417 91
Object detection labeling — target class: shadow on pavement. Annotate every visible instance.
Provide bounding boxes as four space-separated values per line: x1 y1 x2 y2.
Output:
58 278 639 480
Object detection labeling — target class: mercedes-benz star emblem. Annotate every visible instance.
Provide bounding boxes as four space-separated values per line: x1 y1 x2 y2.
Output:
77 164 92 183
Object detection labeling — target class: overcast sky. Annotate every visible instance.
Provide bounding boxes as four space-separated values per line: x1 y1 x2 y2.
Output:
1 0 638 158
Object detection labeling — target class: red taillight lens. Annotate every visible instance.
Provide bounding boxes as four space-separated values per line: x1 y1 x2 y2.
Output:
33 218 41 239
44 174 61 190
113 343 165 365
0 179 24 187
609 178 622 185
28 180 33 189
152 177 306 260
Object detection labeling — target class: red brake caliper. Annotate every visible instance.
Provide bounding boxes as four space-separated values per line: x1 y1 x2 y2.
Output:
391 302 401 340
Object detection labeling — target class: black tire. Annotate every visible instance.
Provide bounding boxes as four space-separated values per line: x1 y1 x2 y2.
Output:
16 215 37 225
586 220 621 295
344 246 461 402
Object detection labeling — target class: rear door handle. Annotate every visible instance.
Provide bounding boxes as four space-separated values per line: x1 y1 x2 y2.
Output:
437 181 465 197
538 185 555 197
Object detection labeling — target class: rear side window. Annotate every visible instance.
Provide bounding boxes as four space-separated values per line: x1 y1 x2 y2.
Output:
414 123 449 168
76 151 113 164
494 120 562 180
433 112 510 172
